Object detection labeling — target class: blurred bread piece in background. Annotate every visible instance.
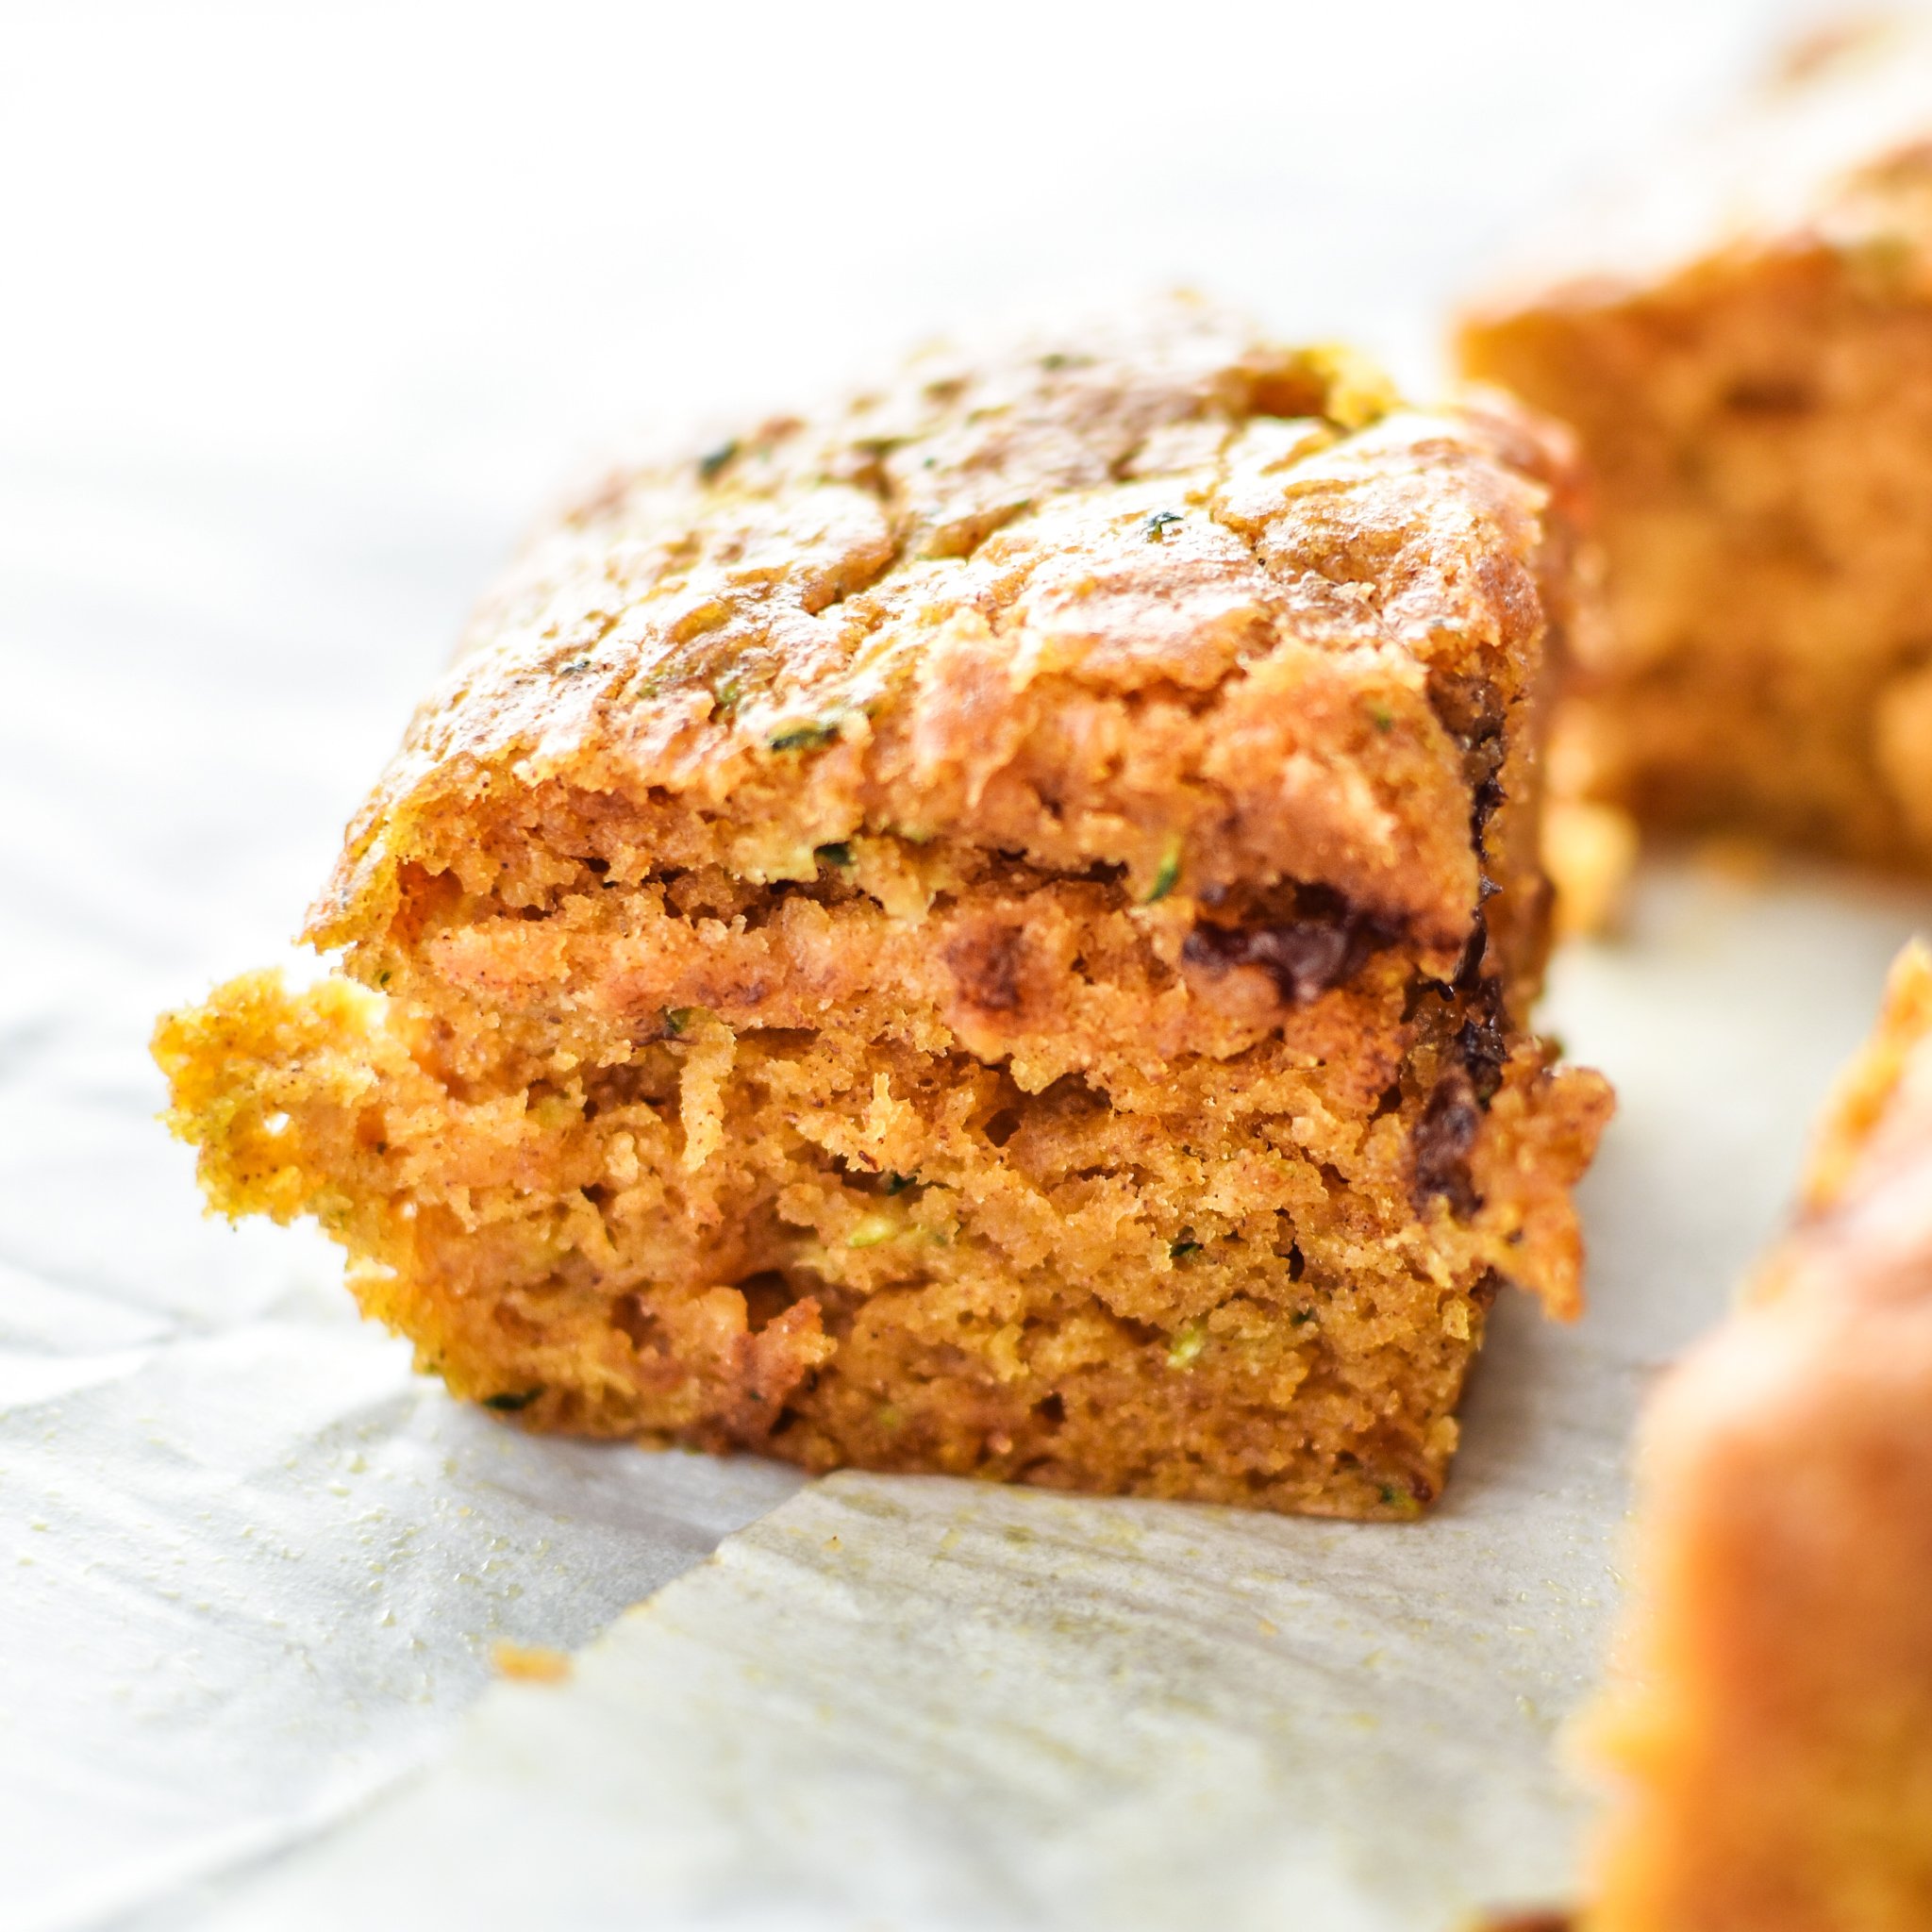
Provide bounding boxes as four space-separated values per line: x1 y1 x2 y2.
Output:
1582 941 1932 1932
1460 11 1932 874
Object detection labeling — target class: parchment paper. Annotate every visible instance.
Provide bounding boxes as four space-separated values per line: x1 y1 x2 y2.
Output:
0 418 805 1932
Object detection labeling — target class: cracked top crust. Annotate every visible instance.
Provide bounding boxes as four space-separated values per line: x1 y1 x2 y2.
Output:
309 297 1582 970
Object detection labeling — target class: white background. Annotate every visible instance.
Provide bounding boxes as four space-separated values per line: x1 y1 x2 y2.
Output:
2 4 1914 1928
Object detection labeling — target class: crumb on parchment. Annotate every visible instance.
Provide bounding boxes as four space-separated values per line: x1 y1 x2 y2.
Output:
491 1641 573 1684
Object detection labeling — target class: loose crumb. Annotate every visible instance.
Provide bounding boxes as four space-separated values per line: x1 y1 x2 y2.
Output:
491 1641 573 1684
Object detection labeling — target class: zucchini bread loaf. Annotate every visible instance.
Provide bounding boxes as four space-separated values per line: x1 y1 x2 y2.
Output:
1460 17 1932 869
156 299 1611 1519
1585 942 1932 1930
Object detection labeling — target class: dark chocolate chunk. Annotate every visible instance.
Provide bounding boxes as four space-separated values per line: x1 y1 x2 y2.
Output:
943 921 1028 1015
611 1293 661 1350
483 1387 544 1412
1411 1067 1484 1218
1183 894 1398 1006
1457 1015 1509 1105
1444 908 1510 1101
1472 767 1507 858
1425 669 1509 858
1451 914 1490 991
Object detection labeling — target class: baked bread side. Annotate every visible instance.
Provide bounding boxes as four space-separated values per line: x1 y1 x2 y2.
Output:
155 300 1611 1519
1459 18 1932 869
1584 941 1932 1929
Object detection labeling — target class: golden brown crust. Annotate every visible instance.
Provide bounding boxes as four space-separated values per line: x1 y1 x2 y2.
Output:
1584 941 1932 1931
316 298 1576 971
155 301 1610 1520
1459 22 1932 871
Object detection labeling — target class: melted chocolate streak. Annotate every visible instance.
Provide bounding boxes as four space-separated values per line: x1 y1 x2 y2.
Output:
1182 723 1513 1224
1410 1061 1485 1221
1179 904 1397 1007
1412 712 1513 1220
1182 900 1504 1222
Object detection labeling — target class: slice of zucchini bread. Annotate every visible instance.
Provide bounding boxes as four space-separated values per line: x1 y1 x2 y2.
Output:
1459 17 1932 869
1584 941 1932 1929
155 299 1611 1519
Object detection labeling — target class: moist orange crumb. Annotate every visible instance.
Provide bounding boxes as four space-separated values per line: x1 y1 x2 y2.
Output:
154 297 1611 1520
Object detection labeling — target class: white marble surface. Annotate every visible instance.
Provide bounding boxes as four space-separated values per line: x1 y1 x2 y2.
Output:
1 3 1910 1927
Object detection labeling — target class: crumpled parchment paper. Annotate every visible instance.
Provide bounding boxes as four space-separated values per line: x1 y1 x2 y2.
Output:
0 465 806 1932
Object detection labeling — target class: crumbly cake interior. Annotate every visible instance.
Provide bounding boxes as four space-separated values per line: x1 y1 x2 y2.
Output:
157 303 1611 1519
1583 943 1932 1929
158 835 1602 1519
1458 23 1932 869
